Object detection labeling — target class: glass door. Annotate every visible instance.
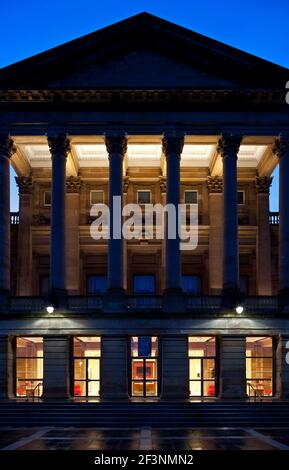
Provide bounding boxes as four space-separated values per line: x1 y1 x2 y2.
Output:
130 337 159 397
189 337 217 397
73 337 101 397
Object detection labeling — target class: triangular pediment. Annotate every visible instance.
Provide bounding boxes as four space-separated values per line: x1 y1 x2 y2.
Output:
47 47 239 88
0 12 287 90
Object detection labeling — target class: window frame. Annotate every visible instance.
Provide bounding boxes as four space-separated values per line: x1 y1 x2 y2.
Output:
184 190 198 205
137 190 152 205
237 190 245 205
188 336 218 398
129 336 160 398
43 191 51 207
15 336 44 398
71 336 102 398
181 274 201 295
246 336 275 398
86 275 107 295
90 190 104 205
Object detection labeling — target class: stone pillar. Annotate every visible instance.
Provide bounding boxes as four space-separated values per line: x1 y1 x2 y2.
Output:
276 335 289 399
162 336 189 399
66 176 81 294
162 133 185 311
273 136 289 309
160 178 167 292
219 335 246 399
15 176 34 295
47 134 70 307
43 335 69 399
0 135 15 311
0 336 13 399
207 176 223 294
218 134 242 307
104 134 127 311
101 336 128 400
123 177 129 291
255 176 272 295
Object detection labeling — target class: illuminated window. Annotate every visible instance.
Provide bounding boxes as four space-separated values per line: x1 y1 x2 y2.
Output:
90 190 104 205
130 337 159 397
16 337 43 398
182 275 201 294
43 191 51 206
73 337 101 397
137 190 151 204
246 337 273 397
189 337 216 397
133 275 156 294
87 276 107 294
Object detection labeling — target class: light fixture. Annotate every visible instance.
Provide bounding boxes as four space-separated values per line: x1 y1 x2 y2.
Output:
235 305 244 314
46 305 55 314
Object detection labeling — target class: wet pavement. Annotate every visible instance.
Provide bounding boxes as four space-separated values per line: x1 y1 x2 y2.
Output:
0 427 289 450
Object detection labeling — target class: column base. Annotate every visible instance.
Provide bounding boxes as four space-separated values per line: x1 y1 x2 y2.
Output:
104 289 127 313
278 288 289 313
221 287 241 310
0 290 10 313
163 288 186 313
48 288 68 310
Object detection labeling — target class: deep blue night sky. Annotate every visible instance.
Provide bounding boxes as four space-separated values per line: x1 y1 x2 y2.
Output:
2 0 288 211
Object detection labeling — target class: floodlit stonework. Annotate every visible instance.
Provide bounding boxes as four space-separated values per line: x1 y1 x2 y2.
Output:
0 13 289 402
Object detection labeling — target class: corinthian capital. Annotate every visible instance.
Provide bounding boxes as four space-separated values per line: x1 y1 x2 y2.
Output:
66 176 82 193
272 135 289 159
47 133 70 158
105 133 127 158
162 132 185 157
207 176 223 193
0 134 16 160
16 176 34 194
255 176 272 194
217 133 242 159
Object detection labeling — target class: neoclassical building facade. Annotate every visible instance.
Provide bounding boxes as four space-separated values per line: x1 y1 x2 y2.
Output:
0 13 289 401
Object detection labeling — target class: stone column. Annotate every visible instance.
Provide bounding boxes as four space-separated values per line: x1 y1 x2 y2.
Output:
43 335 69 399
104 134 127 312
273 136 289 309
219 335 246 399
207 176 223 294
47 134 70 307
276 335 289 399
0 336 13 399
162 336 189 399
66 176 81 294
255 176 272 295
15 176 34 295
218 134 242 307
162 133 185 312
0 135 15 311
160 178 167 292
100 336 128 400
123 177 129 291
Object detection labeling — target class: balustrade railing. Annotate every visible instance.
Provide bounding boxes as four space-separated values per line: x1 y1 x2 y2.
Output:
186 295 221 311
269 211 279 225
10 212 19 225
10 296 45 312
68 295 103 311
127 295 163 310
7 294 280 314
243 296 278 313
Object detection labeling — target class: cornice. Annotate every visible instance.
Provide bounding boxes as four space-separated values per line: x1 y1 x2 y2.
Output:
0 89 286 105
